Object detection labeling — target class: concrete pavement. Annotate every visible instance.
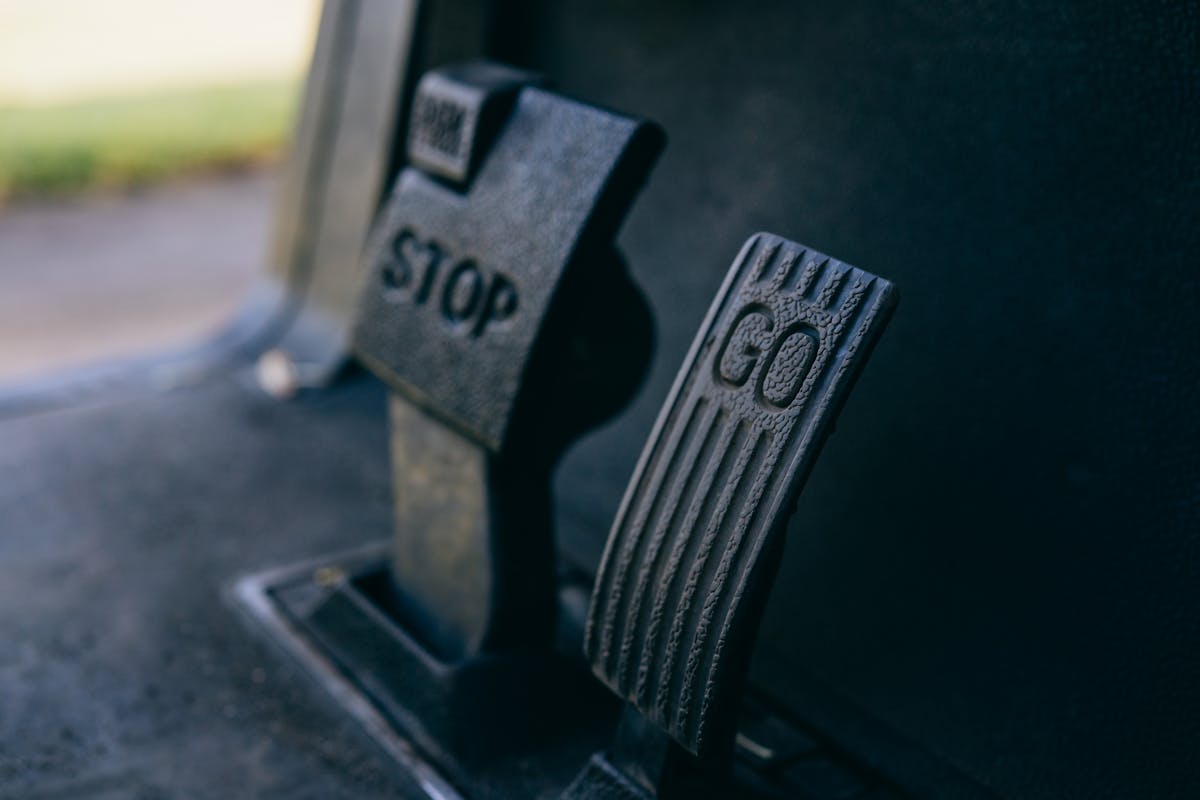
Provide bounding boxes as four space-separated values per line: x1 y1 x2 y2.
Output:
0 170 275 383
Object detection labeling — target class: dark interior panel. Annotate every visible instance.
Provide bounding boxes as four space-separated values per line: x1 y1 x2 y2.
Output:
517 3 1200 797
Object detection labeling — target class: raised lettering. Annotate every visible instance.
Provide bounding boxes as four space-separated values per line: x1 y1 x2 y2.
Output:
378 230 519 337
756 323 818 410
712 303 774 389
441 260 484 324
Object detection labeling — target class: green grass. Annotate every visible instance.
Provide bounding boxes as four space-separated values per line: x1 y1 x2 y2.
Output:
0 80 299 202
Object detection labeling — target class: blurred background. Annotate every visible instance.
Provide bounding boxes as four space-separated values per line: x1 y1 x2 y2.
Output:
0 0 319 382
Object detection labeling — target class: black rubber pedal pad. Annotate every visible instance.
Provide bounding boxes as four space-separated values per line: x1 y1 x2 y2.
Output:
584 233 898 758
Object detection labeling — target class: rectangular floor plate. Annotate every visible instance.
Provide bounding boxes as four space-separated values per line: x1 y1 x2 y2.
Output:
230 542 464 800
230 543 619 800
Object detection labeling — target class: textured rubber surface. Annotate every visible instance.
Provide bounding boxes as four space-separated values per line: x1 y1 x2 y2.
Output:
586 234 897 757
354 84 661 450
